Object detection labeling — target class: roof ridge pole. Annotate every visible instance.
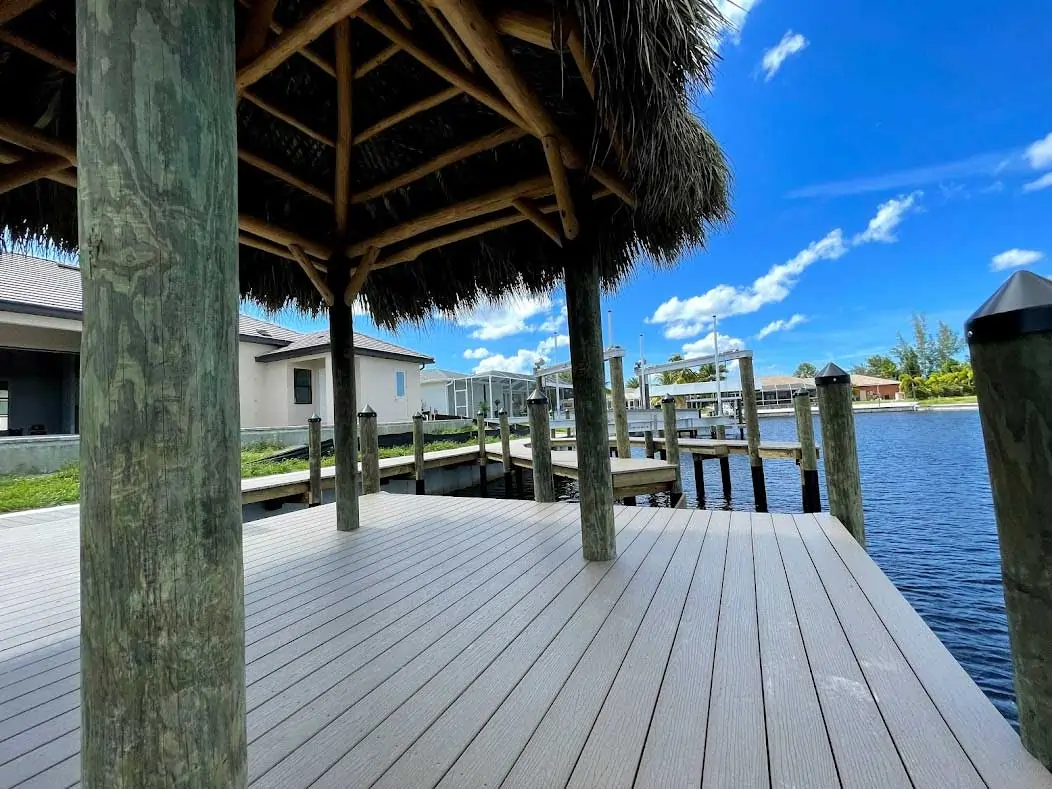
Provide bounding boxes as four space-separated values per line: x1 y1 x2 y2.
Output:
565 258 617 561
76 0 246 784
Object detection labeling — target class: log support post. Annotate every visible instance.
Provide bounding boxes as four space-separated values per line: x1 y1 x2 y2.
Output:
816 364 864 545
328 286 360 530
716 424 732 501
566 258 616 561
644 429 655 459
793 390 821 512
412 412 426 494
359 405 380 495
308 414 323 506
967 271 1052 768
608 349 631 459
76 0 246 782
739 354 767 512
661 395 684 507
498 408 513 497
476 410 488 497
527 389 556 503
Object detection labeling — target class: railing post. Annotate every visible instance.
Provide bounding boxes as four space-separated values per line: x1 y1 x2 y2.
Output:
644 429 655 459
608 349 631 459
308 414 323 506
715 424 732 501
816 364 864 545
967 270 1052 768
739 354 768 512
498 408 513 497
476 410 488 497
358 405 380 495
527 389 556 503
661 395 683 506
793 390 821 512
412 412 426 495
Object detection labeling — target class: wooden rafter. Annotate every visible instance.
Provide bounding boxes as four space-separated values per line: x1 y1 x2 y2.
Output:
541 135 577 239
358 9 526 131
239 214 332 260
0 146 75 188
237 0 280 64
238 149 333 203
239 232 298 260
589 165 636 208
236 0 336 77
0 153 70 196
0 118 76 163
353 125 526 204
344 247 379 305
512 197 561 246
384 0 413 28
334 19 353 234
289 244 336 305
354 86 462 145
0 0 43 26
236 0 369 89
354 43 399 78
421 2 474 71
345 173 553 257
492 7 554 49
0 30 74 72
241 91 335 147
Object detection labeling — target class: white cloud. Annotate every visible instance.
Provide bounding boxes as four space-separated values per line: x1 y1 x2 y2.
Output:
537 334 569 356
457 294 553 340
537 300 567 333
462 347 490 360
761 31 807 81
1023 172 1052 193
756 313 808 340
715 0 760 45
1025 132 1052 170
852 191 921 244
471 334 568 375
682 331 746 357
991 249 1044 271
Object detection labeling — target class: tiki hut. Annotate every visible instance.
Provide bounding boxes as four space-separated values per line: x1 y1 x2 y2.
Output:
0 0 728 782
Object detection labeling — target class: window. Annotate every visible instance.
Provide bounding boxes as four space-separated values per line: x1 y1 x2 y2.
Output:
395 370 406 398
293 368 312 404
0 381 7 432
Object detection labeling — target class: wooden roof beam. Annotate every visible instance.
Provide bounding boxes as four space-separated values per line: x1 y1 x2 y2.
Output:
355 42 399 78
0 30 74 72
0 146 76 188
289 244 336 305
236 0 370 89
238 214 332 260
0 118 76 164
358 9 526 130
344 247 379 305
0 0 43 26
383 0 413 28
236 0 336 77
237 149 333 203
241 91 335 147
345 173 553 256
0 153 71 196
239 232 297 261
512 197 561 246
237 0 280 64
422 2 474 71
354 86 462 145
492 7 555 50
352 125 527 204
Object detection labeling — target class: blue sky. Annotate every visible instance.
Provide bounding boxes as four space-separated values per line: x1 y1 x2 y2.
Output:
249 0 1052 378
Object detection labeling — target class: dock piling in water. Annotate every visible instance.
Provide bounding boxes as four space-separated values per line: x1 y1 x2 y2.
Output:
412 413 426 495
476 410 488 497
739 354 768 512
644 429 655 459
527 389 556 503
816 364 864 545
359 406 380 495
967 270 1052 768
793 390 821 512
498 408 513 497
308 414 322 506
715 424 732 500
661 396 684 506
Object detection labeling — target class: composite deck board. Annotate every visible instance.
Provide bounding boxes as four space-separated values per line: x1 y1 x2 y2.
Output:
1 496 1050 788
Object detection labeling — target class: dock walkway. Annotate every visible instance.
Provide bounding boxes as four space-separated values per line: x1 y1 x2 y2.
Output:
551 434 817 461
2 494 1048 788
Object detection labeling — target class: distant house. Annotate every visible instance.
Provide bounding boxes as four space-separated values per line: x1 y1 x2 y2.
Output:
0 253 432 435
851 374 901 400
421 368 536 418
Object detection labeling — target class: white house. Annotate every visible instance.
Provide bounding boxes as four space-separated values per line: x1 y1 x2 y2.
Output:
0 253 432 435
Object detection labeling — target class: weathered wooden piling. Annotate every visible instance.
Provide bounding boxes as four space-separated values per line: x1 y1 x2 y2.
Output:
359 405 380 495
644 430 655 459
793 390 821 513
716 424 732 500
412 413 426 495
527 388 556 503
967 270 1052 768
308 414 323 506
738 354 768 512
608 349 631 459
661 396 684 506
76 0 246 782
565 257 616 561
816 364 864 545
693 454 705 508
328 274 360 531
498 408 513 497
476 410 488 497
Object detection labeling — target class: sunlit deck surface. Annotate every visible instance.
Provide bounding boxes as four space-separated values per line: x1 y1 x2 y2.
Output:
2 495 1050 788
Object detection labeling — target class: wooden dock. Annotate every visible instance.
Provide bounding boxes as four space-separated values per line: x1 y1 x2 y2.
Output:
552 434 818 462
2 494 1048 788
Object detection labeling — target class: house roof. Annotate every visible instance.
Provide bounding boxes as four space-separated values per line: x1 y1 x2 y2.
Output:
851 374 901 387
420 368 535 383
254 329 433 364
0 252 431 362
758 375 814 390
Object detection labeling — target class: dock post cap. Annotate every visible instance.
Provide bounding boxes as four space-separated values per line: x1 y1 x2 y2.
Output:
358 404 377 418
308 413 321 423
477 409 485 417
527 388 548 404
815 363 850 386
412 412 423 420
792 389 810 399
497 408 507 416
965 270 1052 345
661 394 675 404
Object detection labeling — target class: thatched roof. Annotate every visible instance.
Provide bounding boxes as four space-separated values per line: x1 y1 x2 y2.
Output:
0 0 730 328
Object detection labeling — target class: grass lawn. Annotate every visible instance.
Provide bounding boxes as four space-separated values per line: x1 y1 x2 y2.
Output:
917 395 978 406
0 437 481 514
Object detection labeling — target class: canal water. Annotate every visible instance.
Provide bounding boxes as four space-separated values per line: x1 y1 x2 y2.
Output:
470 409 1017 727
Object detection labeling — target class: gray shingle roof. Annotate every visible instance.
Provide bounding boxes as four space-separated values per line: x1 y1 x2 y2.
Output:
254 330 433 364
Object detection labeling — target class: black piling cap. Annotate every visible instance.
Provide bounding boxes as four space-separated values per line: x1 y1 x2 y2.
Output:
308 413 321 423
792 389 810 398
815 363 850 386
661 394 675 403
357 405 377 418
966 270 1052 345
527 387 548 404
